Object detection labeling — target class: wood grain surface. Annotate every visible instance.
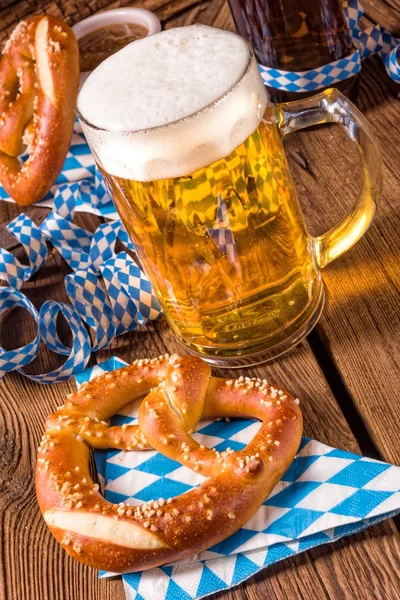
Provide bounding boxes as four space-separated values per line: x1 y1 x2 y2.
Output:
0 1 399 600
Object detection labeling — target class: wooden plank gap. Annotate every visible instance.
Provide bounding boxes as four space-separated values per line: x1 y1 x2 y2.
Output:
308 327 383 460
162 0 208 26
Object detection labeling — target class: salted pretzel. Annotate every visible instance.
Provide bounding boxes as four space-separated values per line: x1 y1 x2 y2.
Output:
0 16 79 205
36 354 302 573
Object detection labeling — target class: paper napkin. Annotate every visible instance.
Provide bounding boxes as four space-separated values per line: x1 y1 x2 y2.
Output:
75 357 400 600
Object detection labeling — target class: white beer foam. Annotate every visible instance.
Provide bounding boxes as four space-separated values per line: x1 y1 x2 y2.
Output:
77 24 268 181
79 24 251 132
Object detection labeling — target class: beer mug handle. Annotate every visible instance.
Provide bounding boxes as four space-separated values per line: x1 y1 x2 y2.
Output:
276 88 382 268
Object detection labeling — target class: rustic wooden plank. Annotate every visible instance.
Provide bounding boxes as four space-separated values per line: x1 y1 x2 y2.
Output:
282 56 400 465
362 0 400 33
164 0 234 30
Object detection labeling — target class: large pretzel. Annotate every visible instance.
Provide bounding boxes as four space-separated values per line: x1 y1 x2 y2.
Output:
36 355 302 573
0 16 79 205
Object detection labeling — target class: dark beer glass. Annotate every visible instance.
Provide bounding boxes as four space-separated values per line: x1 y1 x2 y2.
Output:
228 0 358 101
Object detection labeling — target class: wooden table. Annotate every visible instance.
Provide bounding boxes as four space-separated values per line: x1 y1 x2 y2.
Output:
0 1 399 599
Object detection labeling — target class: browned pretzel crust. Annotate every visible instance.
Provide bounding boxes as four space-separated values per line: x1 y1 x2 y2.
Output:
0 17 79 205
36 354 302 573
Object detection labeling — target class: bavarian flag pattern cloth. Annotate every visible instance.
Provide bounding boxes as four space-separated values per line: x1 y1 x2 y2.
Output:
76 358 400 600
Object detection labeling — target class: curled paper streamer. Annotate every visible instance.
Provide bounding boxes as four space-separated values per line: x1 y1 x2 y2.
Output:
0 288 41 377
0 176 162 383
345 0 400 84
259 0 400 91
0 288 91 383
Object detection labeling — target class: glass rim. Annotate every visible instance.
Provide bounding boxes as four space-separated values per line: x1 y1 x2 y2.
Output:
76 32 255 136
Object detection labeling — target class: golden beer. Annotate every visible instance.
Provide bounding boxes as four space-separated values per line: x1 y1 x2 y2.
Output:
78 24 381 365
100 111 320 358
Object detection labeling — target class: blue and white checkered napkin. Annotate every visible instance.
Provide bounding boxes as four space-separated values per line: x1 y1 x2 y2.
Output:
258 0 400 92
76 358 400 600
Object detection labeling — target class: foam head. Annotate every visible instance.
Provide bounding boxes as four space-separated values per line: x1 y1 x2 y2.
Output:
77 24 268 181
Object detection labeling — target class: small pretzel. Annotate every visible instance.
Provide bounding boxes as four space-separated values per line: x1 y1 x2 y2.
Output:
0 17 79 205
36 355 302 573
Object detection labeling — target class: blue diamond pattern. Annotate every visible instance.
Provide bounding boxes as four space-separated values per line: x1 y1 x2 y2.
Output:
166 580 192 600
282 455 321 482
209 528 256 555
298 531 331 551
326 448 361 460
197 567 226 597
197 418 256 439
330 489 392 518
259 46 362 92
214 439 246 452
328 460 390 487
264 508 325 538
135 454 182 477
232 554 259 584
94 449 108 479
265 482 321 508
105 489 132 505
135 478 192 502
265 543 295 563
105 463 132 482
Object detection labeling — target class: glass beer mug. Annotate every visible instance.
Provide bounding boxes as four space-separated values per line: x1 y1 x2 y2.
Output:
77 25 382 367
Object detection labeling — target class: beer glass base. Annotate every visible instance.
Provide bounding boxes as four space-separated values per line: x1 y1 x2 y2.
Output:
176 284 325 368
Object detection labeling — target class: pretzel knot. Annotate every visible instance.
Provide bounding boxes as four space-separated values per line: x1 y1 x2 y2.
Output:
36 355 302 573
0 16 79 205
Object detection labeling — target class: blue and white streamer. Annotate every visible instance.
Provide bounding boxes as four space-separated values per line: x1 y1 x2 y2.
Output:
259 0 400 91
64 270 116 353
0 287 91 383
34 301 92 384
0 175 162 383
0 288 41 377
